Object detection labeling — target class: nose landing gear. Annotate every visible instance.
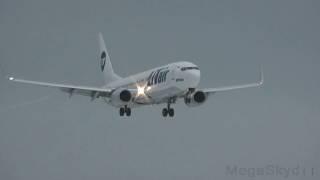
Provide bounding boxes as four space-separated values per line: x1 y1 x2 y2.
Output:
120 105 131 116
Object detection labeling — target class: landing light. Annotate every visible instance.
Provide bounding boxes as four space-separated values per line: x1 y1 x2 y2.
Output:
137 85 145 96
136 84 151 97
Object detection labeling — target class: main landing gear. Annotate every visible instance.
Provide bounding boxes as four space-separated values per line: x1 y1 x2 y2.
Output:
162 98 175 117
119 105 131 116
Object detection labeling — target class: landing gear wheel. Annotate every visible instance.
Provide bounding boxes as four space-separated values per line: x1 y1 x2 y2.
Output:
119 107 125 116
168 108 174 117
126 108 131 116
162 108 168 117
163 98 176 117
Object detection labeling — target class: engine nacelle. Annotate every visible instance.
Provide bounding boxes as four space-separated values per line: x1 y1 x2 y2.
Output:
184 90 207 107
110 88 133 107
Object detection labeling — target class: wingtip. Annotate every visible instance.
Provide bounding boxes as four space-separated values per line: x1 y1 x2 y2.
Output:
6 76 15 81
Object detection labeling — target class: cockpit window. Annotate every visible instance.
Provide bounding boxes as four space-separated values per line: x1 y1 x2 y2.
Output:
181 67 199 71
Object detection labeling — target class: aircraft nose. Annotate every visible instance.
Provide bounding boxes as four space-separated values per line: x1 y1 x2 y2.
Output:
184 69 200 88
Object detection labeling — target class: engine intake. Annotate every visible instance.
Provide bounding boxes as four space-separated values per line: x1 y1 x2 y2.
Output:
110 88 133 107
193 91 206 103
120 90 131 102
184 90 207 107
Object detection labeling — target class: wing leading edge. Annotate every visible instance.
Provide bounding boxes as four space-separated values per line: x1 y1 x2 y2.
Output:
7 77 112 99
202 68 264 94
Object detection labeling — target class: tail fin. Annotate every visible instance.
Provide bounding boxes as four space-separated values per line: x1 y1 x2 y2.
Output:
98 33 121 84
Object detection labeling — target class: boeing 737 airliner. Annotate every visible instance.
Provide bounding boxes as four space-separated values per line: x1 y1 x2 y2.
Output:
7 33 263 117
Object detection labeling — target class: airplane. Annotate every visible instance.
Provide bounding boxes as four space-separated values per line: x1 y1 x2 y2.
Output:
6 33 263 117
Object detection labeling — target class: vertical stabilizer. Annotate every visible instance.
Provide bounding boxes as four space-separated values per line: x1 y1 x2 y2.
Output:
98 33 121 84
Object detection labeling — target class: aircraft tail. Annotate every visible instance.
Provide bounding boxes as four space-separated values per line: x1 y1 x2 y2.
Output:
98 33 121 84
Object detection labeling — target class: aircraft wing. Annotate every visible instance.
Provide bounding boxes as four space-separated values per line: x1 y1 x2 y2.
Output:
202 68 264 94
7 76 112 99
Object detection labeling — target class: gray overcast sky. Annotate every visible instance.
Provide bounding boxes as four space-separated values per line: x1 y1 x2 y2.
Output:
0 0 319 179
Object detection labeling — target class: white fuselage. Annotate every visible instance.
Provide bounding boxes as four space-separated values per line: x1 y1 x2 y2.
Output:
104 61 200 107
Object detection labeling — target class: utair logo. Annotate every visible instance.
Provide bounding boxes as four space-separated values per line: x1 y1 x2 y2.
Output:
147 67 170 86
100 51 106 71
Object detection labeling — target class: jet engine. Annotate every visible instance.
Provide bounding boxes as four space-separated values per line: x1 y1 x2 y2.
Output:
184 90 207 107
110 88 133 106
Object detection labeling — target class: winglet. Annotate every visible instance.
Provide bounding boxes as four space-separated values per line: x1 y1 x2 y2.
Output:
0 65 12 81
259 66 264 86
